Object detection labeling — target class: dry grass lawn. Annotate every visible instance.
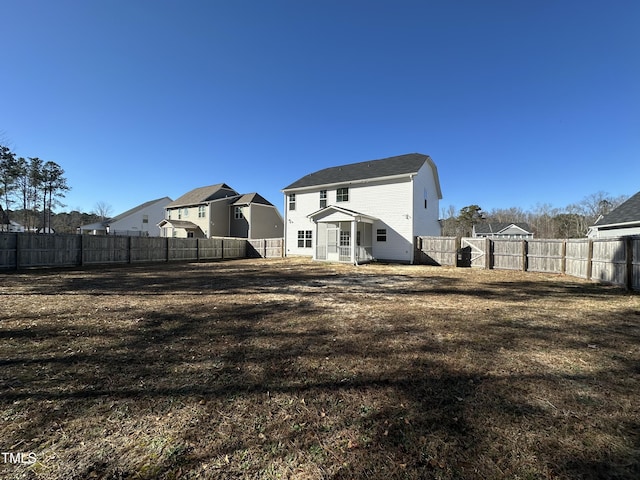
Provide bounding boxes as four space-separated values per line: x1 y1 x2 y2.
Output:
1 258 639 479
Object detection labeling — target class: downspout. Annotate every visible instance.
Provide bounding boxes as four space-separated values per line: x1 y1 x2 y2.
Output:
351 219 358 265
282 192 288 258
409 173 416 264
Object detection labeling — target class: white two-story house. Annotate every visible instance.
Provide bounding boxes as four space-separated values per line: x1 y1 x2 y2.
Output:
282 153 442 264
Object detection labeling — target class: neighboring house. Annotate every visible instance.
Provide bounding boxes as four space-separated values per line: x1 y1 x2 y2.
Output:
0 220 25 233
1 206 25 232
282 153 442 264
158 183 283 239
587 191 640 238
79 197 172 236
473 223 534 239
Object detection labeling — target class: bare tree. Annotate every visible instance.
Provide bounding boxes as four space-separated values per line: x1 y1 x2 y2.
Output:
93 201 113 222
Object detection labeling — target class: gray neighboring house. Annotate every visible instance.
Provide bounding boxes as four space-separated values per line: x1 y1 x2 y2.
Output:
588 191 640 238
79 197 173 236
158 183 283 239
473 223 534 239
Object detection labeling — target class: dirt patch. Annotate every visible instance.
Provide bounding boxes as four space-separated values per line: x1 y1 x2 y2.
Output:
1 258 639 479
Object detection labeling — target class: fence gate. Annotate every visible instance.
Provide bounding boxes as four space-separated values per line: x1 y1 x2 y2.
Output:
461 237 488 268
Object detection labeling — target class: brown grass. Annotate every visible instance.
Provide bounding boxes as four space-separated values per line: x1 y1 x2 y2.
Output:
1 258 639 479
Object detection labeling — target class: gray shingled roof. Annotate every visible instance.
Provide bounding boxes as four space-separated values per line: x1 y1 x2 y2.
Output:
167 184 238 208
283 153 438 192
231 193 274 207
594 191 640 226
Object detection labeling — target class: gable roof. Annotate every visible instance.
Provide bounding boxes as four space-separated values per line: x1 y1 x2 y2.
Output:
167 183 238 208
283 153 442 198
108 197 173 223
231 193 274 207
593 191 640 227
474 222 533 235
307 205 378 222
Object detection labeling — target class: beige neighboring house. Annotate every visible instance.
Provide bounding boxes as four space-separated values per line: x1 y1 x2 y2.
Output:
158 183 283 239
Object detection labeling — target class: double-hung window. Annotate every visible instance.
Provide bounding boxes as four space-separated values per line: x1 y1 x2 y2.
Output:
234 207 244 219
289 194 296 211
376 229 387 242
336 187 349 202
297 230 312 248
320 190 327 208
198 205 206 218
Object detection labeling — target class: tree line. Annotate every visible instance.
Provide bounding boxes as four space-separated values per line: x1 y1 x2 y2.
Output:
441 191 629 238
0 144 70 232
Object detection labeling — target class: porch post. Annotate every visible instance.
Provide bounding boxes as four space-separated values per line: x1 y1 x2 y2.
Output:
350 220 357 264
312 220 318 260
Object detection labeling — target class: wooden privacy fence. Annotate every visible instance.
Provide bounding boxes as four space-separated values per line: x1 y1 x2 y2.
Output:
415 235 640 291
247 238 285 258
0 233 284 270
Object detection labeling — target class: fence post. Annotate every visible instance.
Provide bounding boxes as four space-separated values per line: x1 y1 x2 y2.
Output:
626 236 633 291
79 234 84 266
522 240 528 271
586 239 594 280
485 237 491 269
561 240 567 274
15 232 20 270
16 232 23 270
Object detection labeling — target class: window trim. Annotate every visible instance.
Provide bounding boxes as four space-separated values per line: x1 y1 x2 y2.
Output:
320 190 327 208
297 230 312 248
336 187 349 202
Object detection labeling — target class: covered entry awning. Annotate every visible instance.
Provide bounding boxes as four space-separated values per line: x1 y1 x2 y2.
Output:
307 206 377 264
158 219 204 237
307 205 377 224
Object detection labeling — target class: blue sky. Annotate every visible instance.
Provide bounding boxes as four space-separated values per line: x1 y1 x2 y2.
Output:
2 0 638 217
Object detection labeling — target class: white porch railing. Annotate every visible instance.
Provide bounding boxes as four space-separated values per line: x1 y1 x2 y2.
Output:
356 246 373 262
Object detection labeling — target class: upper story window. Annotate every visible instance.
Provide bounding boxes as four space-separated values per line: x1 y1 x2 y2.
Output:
376 228 387 242
234 206 244 219
183 208 189 217
289 194 296 211
142 215 149 224
178 209 182 219
336 187 349 202
424 188 428 209
320 190 327 208
198 205 206 218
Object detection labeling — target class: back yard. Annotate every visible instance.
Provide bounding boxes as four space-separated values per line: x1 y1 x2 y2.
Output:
1 258 639 479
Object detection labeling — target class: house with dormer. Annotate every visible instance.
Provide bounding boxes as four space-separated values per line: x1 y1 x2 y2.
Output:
282 153 442 264
158 183 283 239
